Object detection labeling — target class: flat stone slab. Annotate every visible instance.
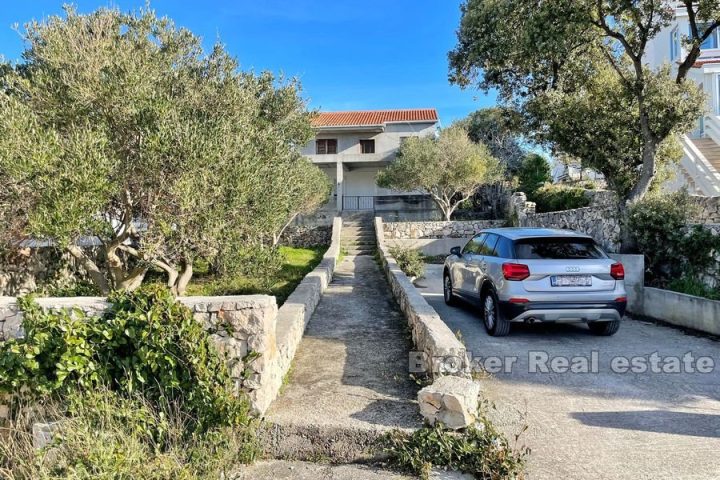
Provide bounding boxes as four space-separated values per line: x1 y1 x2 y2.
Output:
233 460 413 479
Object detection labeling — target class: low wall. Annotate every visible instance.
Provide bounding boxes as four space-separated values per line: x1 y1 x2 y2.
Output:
522 205 620 252
0 216 343 416
375 217 468 377
642 287 720 336
0 295 279 413
385 238 469 257
280 225 332 248
383 220 505 239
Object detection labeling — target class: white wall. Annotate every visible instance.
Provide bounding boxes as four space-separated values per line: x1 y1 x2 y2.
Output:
300 122 436 158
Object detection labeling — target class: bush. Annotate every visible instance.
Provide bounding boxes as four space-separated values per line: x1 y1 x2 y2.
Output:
667 276 720 300
0 285 251 432
389 246 426 279
626 191 720 286
382 420 527 480
0 389 258 479
529 184 590 213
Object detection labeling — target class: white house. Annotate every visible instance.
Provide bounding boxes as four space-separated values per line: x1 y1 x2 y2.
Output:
647 4 720 195
302 109 439 213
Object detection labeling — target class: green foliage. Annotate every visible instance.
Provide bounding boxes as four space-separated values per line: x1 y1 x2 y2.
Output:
530 184 590 213
449 0 712 203
184 246 325 305
456 108 525 173
517 154 551 196
382 420 527 480
0 285 251 432
0 6 323 294
667 276 720 301
626 191 720 286
1 389 258 479
389 246 426 279
377 125 504 220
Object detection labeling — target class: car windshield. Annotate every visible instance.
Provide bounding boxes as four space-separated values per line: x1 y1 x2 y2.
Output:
514 237 607 260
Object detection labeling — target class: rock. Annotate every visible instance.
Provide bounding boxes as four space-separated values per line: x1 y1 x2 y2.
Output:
418 376 480 430
33 421 61 449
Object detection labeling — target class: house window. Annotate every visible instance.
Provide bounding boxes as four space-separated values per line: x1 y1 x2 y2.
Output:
696 22 719 50
360 139 375 154
316 139 337 154
671 26 679 60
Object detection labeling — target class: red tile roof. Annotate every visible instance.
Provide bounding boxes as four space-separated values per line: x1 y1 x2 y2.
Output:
692 57 720 67
311 109 438 127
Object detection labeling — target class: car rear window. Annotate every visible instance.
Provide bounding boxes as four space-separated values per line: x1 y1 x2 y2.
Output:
513 237 607 259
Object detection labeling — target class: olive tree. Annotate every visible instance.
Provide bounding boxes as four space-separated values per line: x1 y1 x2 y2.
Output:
449 0 715 205
0 7 322 294
377 126 503 220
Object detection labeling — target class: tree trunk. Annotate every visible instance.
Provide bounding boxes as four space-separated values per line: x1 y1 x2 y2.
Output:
173 259 193 296
66 245 110 294
625 138 658 204
117 267 148 291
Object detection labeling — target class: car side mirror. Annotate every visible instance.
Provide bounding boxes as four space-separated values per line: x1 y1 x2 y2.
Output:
450 246 461 256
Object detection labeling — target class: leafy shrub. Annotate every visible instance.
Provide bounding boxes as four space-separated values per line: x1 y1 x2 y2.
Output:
667 276 720 300
382 420 527 480
626 191 720 286
389 246 426 279
0 389 258 479
529 184 590 213
0 285 251 432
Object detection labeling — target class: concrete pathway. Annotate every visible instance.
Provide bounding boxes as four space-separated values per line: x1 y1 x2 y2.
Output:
263 254 421 461
418 264 720 480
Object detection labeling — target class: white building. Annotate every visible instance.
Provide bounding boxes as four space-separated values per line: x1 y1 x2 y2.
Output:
647 5 720 195
302 109 439 213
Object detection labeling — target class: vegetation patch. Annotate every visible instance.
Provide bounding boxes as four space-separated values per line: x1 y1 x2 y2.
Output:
0 286 258 478
530 184 590 213
181 246 325 305
389 246 426 280
382 416 528 480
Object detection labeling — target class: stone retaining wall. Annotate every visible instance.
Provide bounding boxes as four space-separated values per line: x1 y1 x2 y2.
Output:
0 248 93 297
383 220 505 240
280 225 332 248
375 217 468 377
689 195 720 223
0 216 343 415
0 294 278 413
522 204 621 252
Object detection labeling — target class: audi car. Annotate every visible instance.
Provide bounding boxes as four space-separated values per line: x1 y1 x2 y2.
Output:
443 228 626 336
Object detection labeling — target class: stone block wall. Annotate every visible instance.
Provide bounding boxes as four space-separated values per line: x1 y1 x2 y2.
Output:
0 247 92 297
0 295 279 413
383 220 505 240
279 225 332 247
522 205 621 252
688 196 720 223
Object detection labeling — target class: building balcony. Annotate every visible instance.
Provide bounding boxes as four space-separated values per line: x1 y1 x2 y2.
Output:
304 152 396 165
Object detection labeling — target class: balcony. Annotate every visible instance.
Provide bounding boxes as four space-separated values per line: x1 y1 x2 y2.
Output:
304 152 396 165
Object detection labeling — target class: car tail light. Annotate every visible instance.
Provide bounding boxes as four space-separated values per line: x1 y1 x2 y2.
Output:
502 263 530 281
509 297 530 304
615 296 627 303
610 262 625 280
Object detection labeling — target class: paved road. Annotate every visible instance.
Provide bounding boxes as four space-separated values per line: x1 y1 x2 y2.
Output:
418 264 720 480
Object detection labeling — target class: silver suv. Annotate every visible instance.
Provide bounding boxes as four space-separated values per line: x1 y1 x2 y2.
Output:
443 228 626 337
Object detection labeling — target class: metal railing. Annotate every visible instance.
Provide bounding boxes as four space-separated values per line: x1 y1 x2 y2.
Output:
343 196 374 210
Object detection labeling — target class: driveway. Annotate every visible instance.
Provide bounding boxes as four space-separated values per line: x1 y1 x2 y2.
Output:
417 264 720 480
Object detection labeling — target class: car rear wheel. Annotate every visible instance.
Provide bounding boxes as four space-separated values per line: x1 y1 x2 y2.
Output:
443 273 457 306
482 289 510 337
588 320 621 336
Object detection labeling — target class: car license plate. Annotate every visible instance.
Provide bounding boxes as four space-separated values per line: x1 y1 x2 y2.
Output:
551 275 592 287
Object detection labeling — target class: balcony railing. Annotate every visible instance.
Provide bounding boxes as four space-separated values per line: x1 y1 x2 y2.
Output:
305 152 395 164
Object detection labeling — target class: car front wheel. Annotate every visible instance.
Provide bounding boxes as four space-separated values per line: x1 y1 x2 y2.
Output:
443 273 457 306
482 289 510 337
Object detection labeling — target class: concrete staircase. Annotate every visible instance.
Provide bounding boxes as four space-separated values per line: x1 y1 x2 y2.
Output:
692 137 720 172
340 212 376 256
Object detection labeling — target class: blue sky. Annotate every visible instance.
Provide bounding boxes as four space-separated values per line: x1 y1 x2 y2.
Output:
0 1 496 125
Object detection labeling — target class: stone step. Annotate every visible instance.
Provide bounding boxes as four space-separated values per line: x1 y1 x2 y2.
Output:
341 241 376 247
258 422 391 464
345 248 375 255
